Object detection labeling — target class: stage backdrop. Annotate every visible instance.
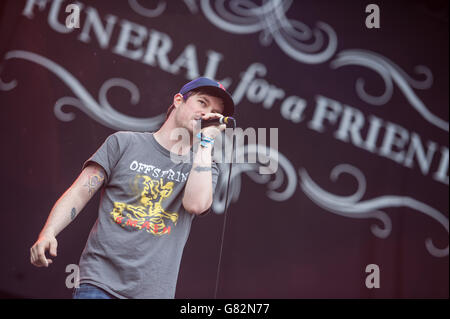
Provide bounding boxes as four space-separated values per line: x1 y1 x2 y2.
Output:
0 0 448 298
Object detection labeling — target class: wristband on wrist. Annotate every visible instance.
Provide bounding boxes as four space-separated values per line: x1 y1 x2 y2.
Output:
196 132 215 148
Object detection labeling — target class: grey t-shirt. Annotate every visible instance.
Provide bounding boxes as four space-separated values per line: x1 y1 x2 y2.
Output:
78 131 219 299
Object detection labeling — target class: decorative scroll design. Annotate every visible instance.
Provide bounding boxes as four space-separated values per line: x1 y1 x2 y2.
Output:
128 0 199 16
212 141 297 213
1 50 165 131
330 49 448 132
127 0 337 64
199 0 337 64
299 164 449 257
128 0 167 17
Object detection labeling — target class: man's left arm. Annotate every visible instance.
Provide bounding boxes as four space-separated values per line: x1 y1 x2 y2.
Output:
183 114 224 215
182 144 216 215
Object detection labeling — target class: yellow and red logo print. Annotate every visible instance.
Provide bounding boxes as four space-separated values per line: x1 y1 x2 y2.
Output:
110 175 178 236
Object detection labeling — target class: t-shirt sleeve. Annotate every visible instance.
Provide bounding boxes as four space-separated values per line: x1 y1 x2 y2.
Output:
82 133 122 184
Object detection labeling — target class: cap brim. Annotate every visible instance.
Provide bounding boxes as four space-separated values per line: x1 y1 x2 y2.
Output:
201 86 235 117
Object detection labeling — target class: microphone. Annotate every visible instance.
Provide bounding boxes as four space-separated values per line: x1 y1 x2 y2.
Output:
200 116 236 129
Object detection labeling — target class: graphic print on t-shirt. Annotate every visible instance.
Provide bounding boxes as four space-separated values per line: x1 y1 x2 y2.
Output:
110 175 179 236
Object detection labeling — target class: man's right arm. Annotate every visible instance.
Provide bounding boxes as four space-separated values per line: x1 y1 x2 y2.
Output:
30 162 106 267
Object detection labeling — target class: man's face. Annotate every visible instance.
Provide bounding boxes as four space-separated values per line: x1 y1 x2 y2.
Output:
173 92 225 133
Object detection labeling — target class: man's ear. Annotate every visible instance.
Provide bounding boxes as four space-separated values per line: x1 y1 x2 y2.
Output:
173 93 184 108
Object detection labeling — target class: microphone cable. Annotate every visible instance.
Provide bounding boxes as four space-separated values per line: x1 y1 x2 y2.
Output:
213 118 236 299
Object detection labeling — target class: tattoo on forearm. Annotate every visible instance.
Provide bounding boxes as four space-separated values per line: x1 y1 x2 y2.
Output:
194 166 212 172
84 171 105 196
71 207 77 221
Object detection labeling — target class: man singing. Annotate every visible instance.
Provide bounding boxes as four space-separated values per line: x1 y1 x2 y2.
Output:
30 77 235 299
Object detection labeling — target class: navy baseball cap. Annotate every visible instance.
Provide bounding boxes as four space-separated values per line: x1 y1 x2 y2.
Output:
179 77 235 116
